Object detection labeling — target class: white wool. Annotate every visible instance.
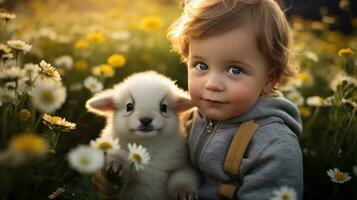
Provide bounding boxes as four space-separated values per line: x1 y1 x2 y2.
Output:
86 71 198 200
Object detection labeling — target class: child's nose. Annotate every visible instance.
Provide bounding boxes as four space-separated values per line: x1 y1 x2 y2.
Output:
205 72 224 91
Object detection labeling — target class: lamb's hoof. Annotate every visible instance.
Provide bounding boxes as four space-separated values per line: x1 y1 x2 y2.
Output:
175 191 199 200
104 164 123 182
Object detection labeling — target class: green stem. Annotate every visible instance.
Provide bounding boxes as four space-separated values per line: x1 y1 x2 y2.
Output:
33 113 44 131
118 163 134 200
347 108 356 128
1 105 9 145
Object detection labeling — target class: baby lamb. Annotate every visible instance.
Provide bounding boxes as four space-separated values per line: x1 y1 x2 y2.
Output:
86 71 198 200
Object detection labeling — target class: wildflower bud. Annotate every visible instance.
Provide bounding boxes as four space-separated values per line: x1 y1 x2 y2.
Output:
339 0 350 10
338 48 354 57
19 109 31 121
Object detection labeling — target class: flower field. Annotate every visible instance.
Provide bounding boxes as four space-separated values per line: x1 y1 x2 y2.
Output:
0 0 356 199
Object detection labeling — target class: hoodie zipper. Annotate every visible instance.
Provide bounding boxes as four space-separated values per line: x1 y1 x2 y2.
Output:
194 119 219 168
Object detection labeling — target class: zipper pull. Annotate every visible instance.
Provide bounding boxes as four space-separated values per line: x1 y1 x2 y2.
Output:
206 121 214 134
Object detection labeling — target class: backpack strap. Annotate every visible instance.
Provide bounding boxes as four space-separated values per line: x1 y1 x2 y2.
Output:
218 120 259 199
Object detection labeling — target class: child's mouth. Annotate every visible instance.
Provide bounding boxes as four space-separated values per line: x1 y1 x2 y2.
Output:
202 98 227 104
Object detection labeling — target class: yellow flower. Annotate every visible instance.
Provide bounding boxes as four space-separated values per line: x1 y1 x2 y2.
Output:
338 48 354 57
75 39 90 49
75 60 88 71
42 114 76 132
339 0 350 10
352 18 357 27
297 72 313 85
86 32 105 43
107 54 126 68
19 109 31 121
299 106 311 118
10 133 48 155
101 64 114 77
139 15 163 32
92 65 115 77
91 66 101 76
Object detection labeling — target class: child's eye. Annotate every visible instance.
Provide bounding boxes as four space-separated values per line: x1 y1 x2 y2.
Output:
228 66 244 75
194 62 208 71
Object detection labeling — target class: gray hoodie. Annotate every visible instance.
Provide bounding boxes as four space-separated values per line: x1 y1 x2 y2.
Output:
187 92 303 200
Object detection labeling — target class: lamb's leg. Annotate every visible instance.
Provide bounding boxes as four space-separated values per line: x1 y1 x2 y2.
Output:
168 167 199 200
106 149 134 179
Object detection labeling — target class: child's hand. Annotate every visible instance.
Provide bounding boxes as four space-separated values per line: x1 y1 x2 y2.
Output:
91 167 122 200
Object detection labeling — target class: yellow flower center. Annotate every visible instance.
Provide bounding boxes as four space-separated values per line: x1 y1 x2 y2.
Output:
19 109 31 120
50 116 62 123
41 90 55 104
75 40 90 49
281 193 290 200
80 156 90 166
99 142 112 150
334 171 347 181
338 48 354 57
132 153 142 163
10 133 48 155
75 60 88 71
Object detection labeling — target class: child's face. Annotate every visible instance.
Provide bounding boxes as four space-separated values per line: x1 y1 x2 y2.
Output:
187 25 272 120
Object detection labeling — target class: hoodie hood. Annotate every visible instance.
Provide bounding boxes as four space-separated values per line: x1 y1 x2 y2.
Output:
199 91 303 137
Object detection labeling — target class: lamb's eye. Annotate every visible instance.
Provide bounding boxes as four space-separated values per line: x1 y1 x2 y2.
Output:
126 102 134 112
160 103 167 113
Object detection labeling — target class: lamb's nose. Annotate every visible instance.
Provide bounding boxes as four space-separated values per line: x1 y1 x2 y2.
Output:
139 117 153 126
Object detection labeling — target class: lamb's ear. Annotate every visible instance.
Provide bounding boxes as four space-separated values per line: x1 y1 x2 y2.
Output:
175 96 194 112
86 91 115 116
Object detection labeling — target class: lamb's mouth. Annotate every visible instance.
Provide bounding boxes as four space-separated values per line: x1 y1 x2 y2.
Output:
137 127 155 132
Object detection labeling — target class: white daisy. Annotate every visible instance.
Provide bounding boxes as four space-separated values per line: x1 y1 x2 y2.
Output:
90 134 120 154
127 143 150 171
37 27 57 40
67 145 104 174
2 53 13 60
0 43 11 55
304 51 319 62
84 76 103 93
24 63 41 76
54 55 73 70
341 98 357 109
39 60 61 81
42 114 76 132
7 40 32 53
285 90 304 106
0 67 25 81
0 87 17 105
306 96 325 107
330 73 357 92
29 78 66 113
0 149 26 167
111 31 131 41
327 168 352 183
270 186 297 200
0 12 16 21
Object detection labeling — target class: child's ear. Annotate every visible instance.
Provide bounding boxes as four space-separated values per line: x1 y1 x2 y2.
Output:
175 96 194 112
86 91 115 116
